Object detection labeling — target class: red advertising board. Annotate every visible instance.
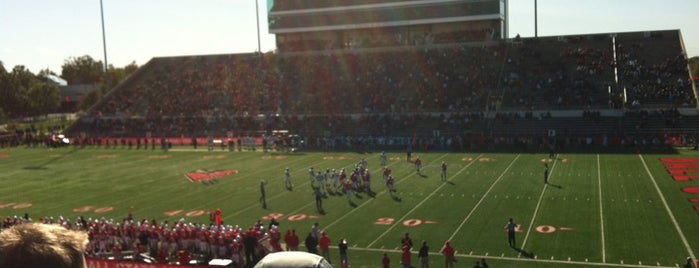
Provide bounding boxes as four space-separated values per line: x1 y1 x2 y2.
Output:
86 258 211 268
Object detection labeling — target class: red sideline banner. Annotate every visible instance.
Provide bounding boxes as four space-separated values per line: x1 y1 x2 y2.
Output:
86 258 210 268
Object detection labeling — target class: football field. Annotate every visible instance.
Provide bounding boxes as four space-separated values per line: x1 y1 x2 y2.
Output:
1 146 698 267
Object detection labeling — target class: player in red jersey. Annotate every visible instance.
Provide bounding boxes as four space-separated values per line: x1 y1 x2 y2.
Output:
214 209 223 226
178 249 190 266
350 169 359 191
269 226 283 252
344 179 354 203
386 175 396 194
363 168 373 194
230 238 243 268
338 168 347 188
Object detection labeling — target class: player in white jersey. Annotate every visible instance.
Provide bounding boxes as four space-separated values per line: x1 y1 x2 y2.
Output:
332 169 340 191
324 168 331 190
380 151 387 166
284 167 293 190
356 165 364 189
308 167 315 182
315 171 325 194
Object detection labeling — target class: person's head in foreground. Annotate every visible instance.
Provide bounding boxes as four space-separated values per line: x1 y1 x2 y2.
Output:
0 223 88 268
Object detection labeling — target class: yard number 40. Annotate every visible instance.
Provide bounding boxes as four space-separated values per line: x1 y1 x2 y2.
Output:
373 217 438 227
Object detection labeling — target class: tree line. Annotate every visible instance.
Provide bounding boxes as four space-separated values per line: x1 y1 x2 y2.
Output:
690 56 699 80
0 55 138 121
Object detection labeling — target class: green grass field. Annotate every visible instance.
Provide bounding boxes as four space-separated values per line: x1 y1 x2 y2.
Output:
1 146 698 268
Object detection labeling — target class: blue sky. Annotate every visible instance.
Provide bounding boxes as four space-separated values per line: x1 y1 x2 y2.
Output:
1 0 697 74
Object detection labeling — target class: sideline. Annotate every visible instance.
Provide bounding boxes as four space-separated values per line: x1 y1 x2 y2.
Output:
339 245 680 268
637 154 696 262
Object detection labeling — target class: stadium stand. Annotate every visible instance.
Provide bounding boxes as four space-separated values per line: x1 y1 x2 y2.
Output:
57 30 697 151
615 30 695 107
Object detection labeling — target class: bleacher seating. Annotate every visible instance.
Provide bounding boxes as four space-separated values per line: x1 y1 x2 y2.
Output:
615 30 695 107
64 30 697 147
501 34 615 110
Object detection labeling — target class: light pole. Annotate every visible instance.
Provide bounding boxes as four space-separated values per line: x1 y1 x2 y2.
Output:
255 0 261 53
534 0 538 38
100 0 109 89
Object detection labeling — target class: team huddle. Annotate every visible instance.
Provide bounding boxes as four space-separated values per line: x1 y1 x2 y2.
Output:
281 151 449 203
305 157 374 201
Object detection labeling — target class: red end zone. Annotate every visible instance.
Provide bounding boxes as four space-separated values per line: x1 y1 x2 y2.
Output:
186 170 238 182
662 158 699 214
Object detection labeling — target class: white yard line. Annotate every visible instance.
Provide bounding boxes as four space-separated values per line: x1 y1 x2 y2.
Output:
637 154 696 262
367 153 484 247
519 155 558 251
597 154 607 263
324 153 451 230
448 154 521 241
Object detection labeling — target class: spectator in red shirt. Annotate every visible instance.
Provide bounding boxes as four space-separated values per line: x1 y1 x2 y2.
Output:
285 229 300 251
440 240 455 268
319 231 331 263
401 233 413 249
401 243 412 268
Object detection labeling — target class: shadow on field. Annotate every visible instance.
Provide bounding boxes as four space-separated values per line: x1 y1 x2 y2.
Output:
23 166 48 170
515 247 535 258
547 183 563 189
23 148 78 170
